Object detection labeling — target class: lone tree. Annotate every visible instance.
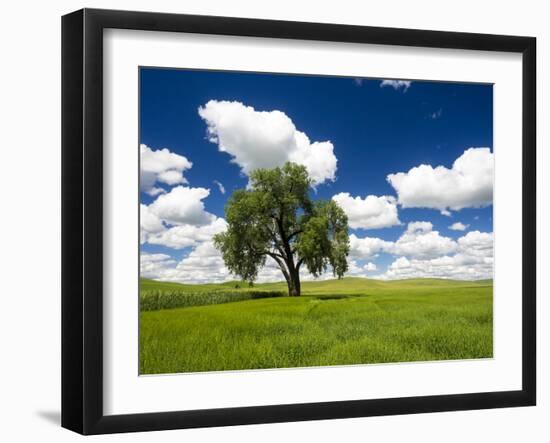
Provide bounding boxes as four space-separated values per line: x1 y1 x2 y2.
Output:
214 162 350 296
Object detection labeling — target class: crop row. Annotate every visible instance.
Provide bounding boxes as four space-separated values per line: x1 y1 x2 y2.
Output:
140 289 285 311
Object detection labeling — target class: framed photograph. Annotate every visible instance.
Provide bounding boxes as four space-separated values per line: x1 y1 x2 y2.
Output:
62 8 536 435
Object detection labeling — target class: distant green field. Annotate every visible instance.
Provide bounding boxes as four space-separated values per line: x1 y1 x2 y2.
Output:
139 277 493 374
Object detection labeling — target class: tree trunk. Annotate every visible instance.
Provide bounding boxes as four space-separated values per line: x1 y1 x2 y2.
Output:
287 269 301 296
274 215 301 296
287 280 299 297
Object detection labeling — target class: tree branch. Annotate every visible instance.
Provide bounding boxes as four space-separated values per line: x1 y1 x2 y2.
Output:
265 223 288 260
266 250 285 260
267 252 291 283
287 229 303 241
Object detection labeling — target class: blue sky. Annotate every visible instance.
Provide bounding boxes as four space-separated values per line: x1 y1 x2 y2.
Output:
139 67 494 283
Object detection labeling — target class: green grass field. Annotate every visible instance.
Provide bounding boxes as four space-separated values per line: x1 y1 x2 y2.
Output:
139 277 493 374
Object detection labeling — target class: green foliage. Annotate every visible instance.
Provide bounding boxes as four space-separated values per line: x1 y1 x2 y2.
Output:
214 162 349 295
139 278 493 374
297 200 349 278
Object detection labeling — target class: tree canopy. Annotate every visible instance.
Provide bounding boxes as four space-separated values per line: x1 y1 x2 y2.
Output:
213 162 349 296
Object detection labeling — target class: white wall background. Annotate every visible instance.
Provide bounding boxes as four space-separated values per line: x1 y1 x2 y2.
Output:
0 1 546 441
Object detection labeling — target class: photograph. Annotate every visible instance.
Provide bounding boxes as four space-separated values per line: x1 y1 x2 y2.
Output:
138 68 494 375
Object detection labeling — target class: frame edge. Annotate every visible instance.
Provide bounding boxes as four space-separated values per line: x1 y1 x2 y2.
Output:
61 8 85 435
521 36 537 406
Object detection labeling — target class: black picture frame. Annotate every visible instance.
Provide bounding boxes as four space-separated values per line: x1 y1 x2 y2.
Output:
62 8 536 435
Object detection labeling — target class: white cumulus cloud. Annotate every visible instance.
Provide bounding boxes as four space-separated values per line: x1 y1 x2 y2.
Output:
449 222 469 231
140 144 193 196
171 241 231 283
147 218 228 249
332 193 400 230
147 185 216 226
140 242 231 284
140 253 177 279
457 230 493 257
140 204 165 244
364 262 378 271
345 260 368 277
141 183 227 249
380 253 493 281
349 234 393 259
390 221 457 259
387 147 493 214
380 80 412 92
379 229 493 281
343 260 377 278
198 100 337 185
